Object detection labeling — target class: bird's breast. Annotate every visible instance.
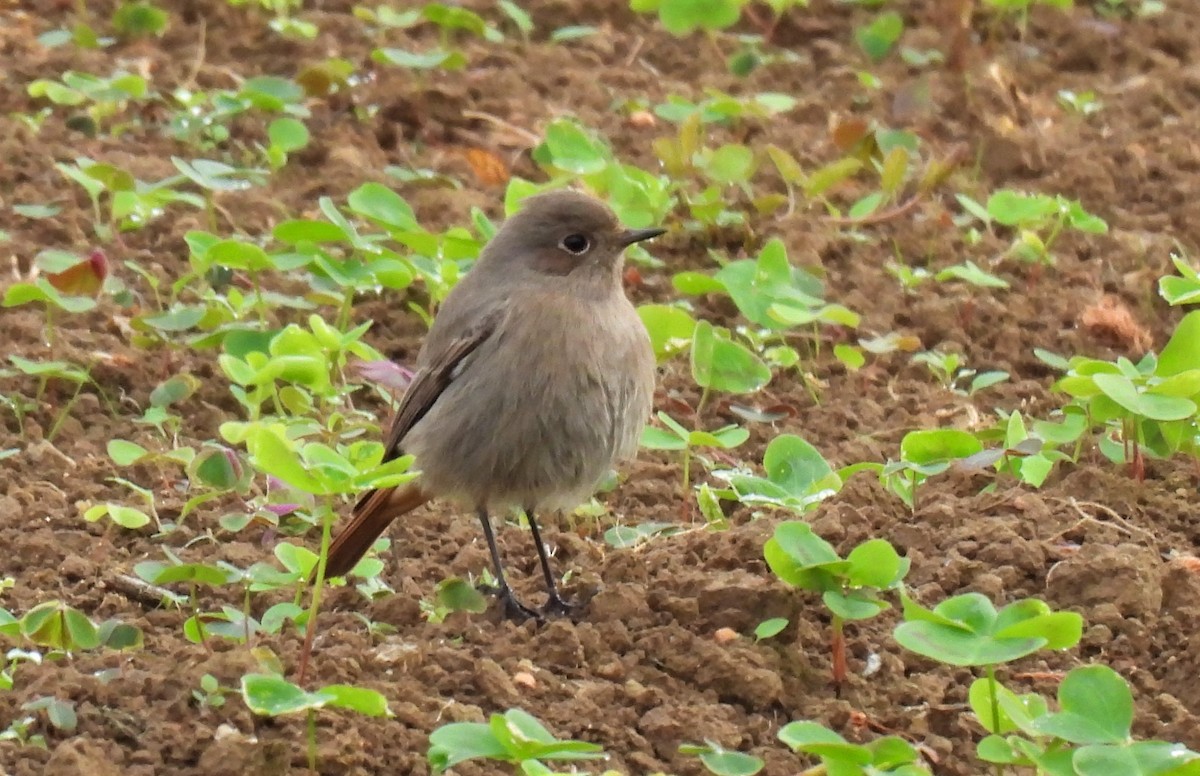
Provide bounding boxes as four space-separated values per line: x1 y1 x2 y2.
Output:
405 289 654 510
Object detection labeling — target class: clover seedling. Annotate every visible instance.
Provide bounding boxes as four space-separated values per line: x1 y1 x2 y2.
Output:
959 409 1079 489
957 189 1107 269
895 590 1082 755
603 521 683 549
714 238 851 331
57 157 206 239
193 673 229 710
1 356 99 441
1159 250 1200 306
648 90 797 126
220 410 419 680
419 577 489 624
754 617 788 641
112 1 170 37
428 708 605 774
691 321 772 405
27 69 151 136
875 428 983 511
263 117 310 170
679 741 764 776
170 75 311 148
226 0 315 38
778 721 931 775
974 664 1200 774
714 433 843 514
637 303 698 361
7 599 141 660
241 671 391 769
2 249 108 344
134 553 241 643
1053 312 1200 478
531 119 676 232
856 11 904 62
642 411 749 502
20 697 77 735
984 0 1073 34
629 0 742 37
0 715 45 749
911 349 1009 396
1058 89 1103 116
765 522 909 686
173 156 269 229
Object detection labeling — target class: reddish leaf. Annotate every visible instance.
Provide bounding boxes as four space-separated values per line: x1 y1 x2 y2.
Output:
462 147 510 186
830 118 870 153
46 249 108 296
352 359 414 395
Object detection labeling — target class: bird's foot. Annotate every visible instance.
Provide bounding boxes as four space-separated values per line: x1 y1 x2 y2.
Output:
541 593 579 618
480 583 542 622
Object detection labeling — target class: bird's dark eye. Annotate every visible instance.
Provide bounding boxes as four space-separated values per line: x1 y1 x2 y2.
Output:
559 233 590 255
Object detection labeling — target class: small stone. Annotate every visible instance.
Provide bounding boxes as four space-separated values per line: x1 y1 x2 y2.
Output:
628 110 656 129
713 627 739 644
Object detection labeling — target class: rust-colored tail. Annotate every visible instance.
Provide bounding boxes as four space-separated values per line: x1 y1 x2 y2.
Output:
323 483 431 578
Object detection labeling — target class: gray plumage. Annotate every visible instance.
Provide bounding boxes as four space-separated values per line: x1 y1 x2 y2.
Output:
325 190 661 615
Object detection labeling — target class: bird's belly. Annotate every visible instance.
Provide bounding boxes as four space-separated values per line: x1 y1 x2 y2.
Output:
404 369 637 512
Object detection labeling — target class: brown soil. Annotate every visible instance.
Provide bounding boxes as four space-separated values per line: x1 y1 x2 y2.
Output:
3 0 1200 774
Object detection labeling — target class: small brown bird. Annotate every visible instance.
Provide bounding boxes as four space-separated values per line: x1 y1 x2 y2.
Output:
325 189 662 618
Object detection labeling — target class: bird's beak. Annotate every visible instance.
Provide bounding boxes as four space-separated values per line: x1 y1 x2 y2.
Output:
617 227 667 246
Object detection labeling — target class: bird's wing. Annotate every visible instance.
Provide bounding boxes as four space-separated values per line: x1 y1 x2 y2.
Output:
378 305 505 463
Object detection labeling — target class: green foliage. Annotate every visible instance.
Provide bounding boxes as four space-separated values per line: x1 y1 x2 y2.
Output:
642 410 749 498
1159 251 1200 306
428 708 605 773
911 349 1009 396
631 0 743 36
241 672 391 717
867 429 983 511
957 190 1107 267
765 522 908 621
715 433 841 513
779 721 931 774
855 11 904 62
27 70 150 134
112 2 169 37
765 521 908 684
1052 312 1200 469
895 592 1082 667
420 577 489 623
973 665 1200 775
679 741 764 775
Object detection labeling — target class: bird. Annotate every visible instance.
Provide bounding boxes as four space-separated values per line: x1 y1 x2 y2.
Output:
324 189 663 619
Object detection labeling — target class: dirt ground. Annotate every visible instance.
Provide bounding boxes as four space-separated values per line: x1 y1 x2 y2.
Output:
3 0 1200 774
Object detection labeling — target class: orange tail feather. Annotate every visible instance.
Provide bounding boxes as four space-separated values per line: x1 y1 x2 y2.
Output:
323 483 431 578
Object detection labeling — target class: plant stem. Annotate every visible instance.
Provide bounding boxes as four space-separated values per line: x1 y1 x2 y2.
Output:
830 615 847 690
46 379 88 442
252 272 268 324
242 587 252 646
190 583 209 647
296 501 335 686
306 708 318 771
986 664 1003 776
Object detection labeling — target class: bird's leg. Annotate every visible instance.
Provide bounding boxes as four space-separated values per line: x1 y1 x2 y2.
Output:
475 507 539 621
525 508 576 617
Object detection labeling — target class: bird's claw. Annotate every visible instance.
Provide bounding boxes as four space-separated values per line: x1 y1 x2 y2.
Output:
481 584 542 622
541 593 578 618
